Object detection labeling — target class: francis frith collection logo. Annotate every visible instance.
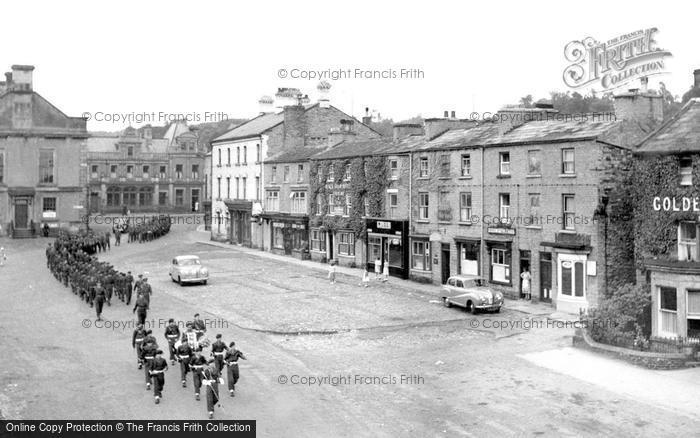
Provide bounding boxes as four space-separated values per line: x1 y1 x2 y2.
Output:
563 28 672 91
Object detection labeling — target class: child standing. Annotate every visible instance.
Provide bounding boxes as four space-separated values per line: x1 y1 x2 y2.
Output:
360 270 370 287
328 260 337 284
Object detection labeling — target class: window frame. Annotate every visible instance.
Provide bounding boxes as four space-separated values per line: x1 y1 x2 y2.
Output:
499 152 510 176
562 148 575 175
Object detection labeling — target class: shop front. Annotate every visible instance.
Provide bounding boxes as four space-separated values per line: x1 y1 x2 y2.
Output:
225 200 252 246
365 218 409 279
264 214 309 259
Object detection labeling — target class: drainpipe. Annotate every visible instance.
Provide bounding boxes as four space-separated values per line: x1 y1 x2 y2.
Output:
480 145 485 279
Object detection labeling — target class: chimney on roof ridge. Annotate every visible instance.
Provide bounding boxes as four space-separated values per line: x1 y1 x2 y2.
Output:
694 69 700 89
10 65 34 92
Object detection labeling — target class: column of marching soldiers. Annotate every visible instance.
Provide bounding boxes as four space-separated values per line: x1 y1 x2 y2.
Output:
46 216 246 419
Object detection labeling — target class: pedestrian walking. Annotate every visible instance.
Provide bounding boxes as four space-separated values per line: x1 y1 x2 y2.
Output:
150 349 168 404
382 264 389 282
359 270 370 288
224 342 246 397
374 258 381 280
328 260 336 284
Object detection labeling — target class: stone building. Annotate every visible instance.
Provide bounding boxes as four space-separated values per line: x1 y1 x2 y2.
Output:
211 86 379 247
635 97 700 339
86 121 206 214
0 65 88 237
407 98 659 314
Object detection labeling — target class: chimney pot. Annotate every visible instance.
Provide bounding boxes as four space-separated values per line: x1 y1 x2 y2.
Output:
451 110 456 118
694 69 700 88
443 110 449 118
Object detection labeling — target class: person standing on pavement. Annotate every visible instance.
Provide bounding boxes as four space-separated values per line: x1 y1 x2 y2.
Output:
374 258 381 280
210 334 228 373
164 318 181 365
201 358 223 419
382 263 389 282
224 341 246 397
176 339 194 387
189 348 208 401
133 293 149 326
132 323 147 369
150 349 168 404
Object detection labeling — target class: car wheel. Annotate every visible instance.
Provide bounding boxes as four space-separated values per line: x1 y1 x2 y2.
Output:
202 280 207 285
442 297 451 308
494 306 501 313
177 276 182 285
468 301 478 315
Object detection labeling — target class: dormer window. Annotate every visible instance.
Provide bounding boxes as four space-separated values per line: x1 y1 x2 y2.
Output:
680 156 693 186
678 221 698 261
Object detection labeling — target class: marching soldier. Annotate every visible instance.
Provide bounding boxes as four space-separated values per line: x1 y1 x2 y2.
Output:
132 323 147 369
150 349 168 404
133 274 144 297
210 334 228 373
164 318 181 365
125 271 134 305
224 341 247 397
132 293 149 326
141 331 158 390
201 359 223 419
94 281 106 321
140 277 152 306
176 340 194 387
189 348 208 401
193 313 207 340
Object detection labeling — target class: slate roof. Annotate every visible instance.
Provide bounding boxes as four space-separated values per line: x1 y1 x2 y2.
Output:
636 98 700 154
266 146 327 164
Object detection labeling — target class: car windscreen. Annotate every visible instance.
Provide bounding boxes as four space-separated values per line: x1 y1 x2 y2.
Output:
179 259 201 266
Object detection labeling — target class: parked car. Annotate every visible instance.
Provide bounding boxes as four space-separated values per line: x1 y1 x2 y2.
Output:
441 275 503 314
169 255 209 285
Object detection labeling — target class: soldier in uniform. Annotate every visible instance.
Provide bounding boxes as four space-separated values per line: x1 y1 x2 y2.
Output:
133 274 144 297
201 359 223 419
140 277 152 306
224 341 247 397
125 271 134 305
150 349 168 404
132 293 149 326
210 334 228 373
94 281 106 321
164 318 181 365
176 339 194 388
132 323 147 369
189 348 208 401
141 332 158 390
193 313 207 340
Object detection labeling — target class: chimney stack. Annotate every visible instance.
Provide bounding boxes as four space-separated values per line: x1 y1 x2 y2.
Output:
393 123 424 143
362 107 372 125
317 81 331 108
10 65 34 91
694 69 700 88
283 104 306 149
613 82 663 126
258 95 274 115
443 110 449 118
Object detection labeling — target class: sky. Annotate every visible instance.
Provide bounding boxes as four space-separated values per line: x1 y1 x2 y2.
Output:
1 0 698 131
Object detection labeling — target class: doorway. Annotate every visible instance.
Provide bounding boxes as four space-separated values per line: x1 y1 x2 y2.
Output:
539 251 552 303
14 199 29 228
327 232 334 260
441 243 451 284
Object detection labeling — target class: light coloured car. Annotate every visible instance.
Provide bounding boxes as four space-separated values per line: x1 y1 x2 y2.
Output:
169 255 209 285
441 275 504 314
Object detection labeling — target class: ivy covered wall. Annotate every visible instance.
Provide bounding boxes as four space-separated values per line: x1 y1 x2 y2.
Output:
308 156 389 238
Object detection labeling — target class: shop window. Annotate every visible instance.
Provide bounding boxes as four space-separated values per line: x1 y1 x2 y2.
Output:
491 248 511 283
273 225 284 249
338 232 355 256
369 236 382 264
411 240 431 271
659 287 678 336
560 259 585 297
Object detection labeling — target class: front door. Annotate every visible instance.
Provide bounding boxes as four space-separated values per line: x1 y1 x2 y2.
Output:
14 199 29 228
441 243 451 284
327 232 334 260
520 250 531 298
539 251 552 302
283 225 293 255
191 189 200 212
